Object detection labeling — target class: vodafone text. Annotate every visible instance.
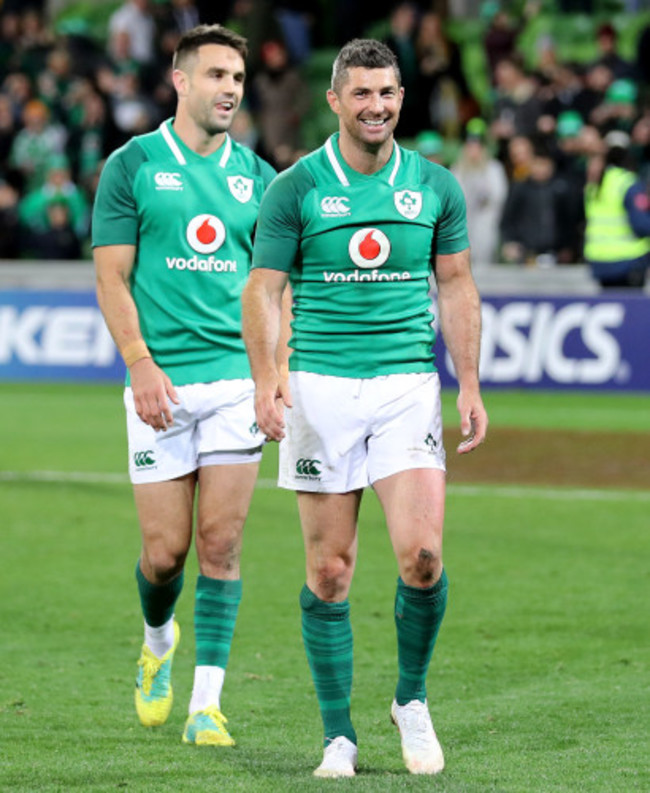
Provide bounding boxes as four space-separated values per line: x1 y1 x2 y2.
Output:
323 270 411 282
166 256 237 272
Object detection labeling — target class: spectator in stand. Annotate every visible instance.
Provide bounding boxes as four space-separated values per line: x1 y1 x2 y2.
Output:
554 110 587 180
108 68 160 137
591 78 639 136
251 39 309 170
631 111 650 181
384 2 421 137
229 103 259 151
14 7 54 81
538 63 594 125
591 23 635 81
452 118 508 265
163 0 201 35
274 1 313 66
415 11 478 137
552 111 587 262
415 129 445 165
108 0 156 69
106 28 142 81
9 98 67 191
35 48 74 123
583 62 613 119
490 57 544 157
223 0 281 76
0 176 20 257
18 155 89 244
636 23 650 97
501 147 577 265
505 133 535 182
2 70 33 121
67 88 120 193
483 6 521 82
0 12 21 78
483 2 538 82
584 131 650 288
29 199 83 260
0 92 17 166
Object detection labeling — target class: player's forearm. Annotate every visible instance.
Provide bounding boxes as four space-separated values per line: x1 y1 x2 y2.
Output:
241 275 283 384
276 284 294 377
436 255 482 391
95 249 150 367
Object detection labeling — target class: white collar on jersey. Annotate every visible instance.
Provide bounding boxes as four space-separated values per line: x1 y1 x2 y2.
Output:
159 120 232 167
325 135 401 187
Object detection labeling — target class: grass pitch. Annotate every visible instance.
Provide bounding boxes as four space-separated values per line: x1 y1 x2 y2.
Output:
0 384 648 792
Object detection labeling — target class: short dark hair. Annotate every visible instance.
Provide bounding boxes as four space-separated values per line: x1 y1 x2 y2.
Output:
331 39 401 93
173 24 248 71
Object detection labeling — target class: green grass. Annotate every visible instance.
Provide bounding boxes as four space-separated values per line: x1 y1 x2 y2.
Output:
1 384 648 791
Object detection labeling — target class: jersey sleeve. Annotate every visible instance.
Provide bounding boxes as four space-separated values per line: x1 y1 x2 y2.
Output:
422 159 470 255
252 162 311 272
258 157 278 189
91 141 146 248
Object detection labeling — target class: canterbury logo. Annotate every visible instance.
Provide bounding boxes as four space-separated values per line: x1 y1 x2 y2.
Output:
296 458 321 476
134 450 155 467
320 196 350 215
154 172 182 189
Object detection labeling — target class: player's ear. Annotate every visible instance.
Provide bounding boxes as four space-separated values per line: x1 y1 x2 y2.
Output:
326 89 340 116
172 68 189 97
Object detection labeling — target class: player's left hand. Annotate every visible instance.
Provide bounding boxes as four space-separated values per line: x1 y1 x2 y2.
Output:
456 389 488 454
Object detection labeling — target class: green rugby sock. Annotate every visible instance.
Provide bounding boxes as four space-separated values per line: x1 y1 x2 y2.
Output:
300 585 357 746
395 569 448 705
135 562 183 627
194 576 242 668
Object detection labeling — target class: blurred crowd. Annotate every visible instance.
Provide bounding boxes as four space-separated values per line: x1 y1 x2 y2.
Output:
1 0 650 282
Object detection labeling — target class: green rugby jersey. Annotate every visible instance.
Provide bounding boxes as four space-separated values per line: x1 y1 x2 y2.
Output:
252 133 469 377
93 119 276 385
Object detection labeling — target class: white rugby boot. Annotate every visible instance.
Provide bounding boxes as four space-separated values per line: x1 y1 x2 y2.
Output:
313 736 358 778
391 699 444 775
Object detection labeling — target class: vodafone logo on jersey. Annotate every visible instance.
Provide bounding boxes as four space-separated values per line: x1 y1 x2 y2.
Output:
348 228 390 269
186 214 226 254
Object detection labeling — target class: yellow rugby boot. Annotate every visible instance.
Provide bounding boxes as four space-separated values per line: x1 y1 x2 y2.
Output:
182 706 235 746
134 621 180 726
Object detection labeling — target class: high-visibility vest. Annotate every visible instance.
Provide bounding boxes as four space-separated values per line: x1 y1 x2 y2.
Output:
584 166 650 262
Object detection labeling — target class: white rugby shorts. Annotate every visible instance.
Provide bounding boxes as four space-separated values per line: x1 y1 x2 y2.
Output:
278 371 446 493
125 379 264 484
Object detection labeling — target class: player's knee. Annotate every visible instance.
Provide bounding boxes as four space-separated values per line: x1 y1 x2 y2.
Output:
196 519 243 573
401 545 442 587
143 546 187 583
311 556 352 600
198 534 242 573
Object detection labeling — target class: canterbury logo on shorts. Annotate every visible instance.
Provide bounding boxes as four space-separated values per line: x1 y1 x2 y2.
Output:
134 450 156 468
295 458 321 477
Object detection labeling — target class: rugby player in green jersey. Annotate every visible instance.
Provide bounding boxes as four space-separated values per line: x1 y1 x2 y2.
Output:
93 25 275 747
242 39 487 777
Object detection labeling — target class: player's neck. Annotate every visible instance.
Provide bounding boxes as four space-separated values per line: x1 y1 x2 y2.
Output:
172 114 227 157
337 132 394 175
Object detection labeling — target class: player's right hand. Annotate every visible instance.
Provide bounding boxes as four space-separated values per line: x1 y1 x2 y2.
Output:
129 357 180 432
255 374 292 442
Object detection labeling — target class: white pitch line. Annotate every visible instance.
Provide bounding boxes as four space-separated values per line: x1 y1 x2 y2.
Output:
446 483 650 503
0 470 278 489
0 470 648 502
